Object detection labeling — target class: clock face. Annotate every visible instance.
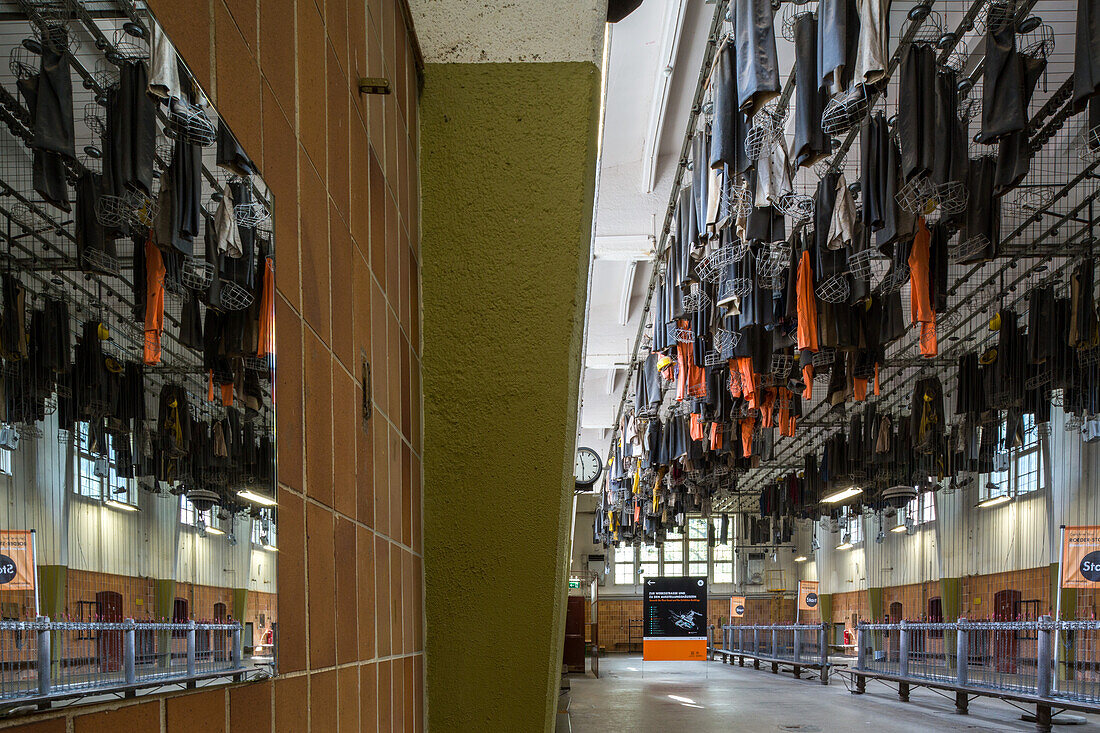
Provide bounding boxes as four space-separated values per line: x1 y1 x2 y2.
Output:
574 447 602 486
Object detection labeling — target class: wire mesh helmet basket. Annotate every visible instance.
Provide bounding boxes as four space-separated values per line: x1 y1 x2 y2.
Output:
1078 346 1100 368
847 247 890 284
933 180 968 215
696 243 745 283
180 255 214 290
166 100 217 147
776 191 815 224
93 57 119 94
904 7 945 45
1011 185 1056 214
769 353 795 379
82 248 121 276
9 202 52 234
723 180 754 219
952 233 991 262
219 280 254 311
1018 20 1055 59
681 284 711 313
125 189 158 228
1074 122 1100 162
816 273 850 303
975 0 1022 34
757 240 791 279
704 349 726 367
821 85 868 136
812 347 835 369
745 103 787 161
939 34 969 73
109 25 148 63
8 43 37 80
780 0 816 42
718 275 753 303
896 174 936 214
714 327 742 357
878 262 911 293
235 199 271 229
82 101 105 136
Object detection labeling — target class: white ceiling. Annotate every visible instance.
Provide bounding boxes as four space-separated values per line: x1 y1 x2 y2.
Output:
577 0 714 453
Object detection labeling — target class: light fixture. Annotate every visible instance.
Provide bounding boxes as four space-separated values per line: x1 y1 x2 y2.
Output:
205 526 225 536
977 494 1011 509
105 499 139 512
794 555 808 562
891 523 908 533
227 533 238 546
237 490 277 507
262 543 278 552
810 537 820 552
836 541 854 551
823 486 863 504
876 529 885 544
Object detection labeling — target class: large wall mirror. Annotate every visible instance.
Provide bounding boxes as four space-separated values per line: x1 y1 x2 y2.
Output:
0 0 277 709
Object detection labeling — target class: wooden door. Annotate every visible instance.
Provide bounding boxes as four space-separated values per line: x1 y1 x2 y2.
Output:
96 591 123 672
563 596 585 671
213 602 228 660
993 590 1021 673
888 602 903 661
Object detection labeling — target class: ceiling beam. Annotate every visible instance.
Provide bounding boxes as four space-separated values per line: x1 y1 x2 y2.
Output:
618 260 638 326
584 352 634 370
593 234 655 260
605 367 619 395
640 0 688 193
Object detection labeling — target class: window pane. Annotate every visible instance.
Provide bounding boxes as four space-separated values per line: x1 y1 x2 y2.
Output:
664 543 683 562
614 563 635 584
713 563 734 583
688 518 707 539
688 542 708 562
639 563 658 578
689 562 707 576
714 543 733 562
663 562 683 577
640 545 659 563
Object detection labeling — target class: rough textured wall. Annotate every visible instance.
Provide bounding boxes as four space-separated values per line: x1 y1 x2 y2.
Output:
420 62 599 731
1 0 424 730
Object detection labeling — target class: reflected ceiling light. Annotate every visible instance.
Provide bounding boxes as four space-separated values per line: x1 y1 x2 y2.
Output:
891 523 908 533
205 526 225 536
836 542 854 551
262 543 278 552
237 490 277 507
105 499 139 512
794 555 808 562
823 486 863 504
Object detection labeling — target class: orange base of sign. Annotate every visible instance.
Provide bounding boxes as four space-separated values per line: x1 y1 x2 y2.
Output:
642 639 707 661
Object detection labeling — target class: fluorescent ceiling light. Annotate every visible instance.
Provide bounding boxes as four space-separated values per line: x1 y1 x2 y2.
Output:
835 542 853 551
262 543 278 552
794 555 808 562
237 490 277 507
823 487 863 504
891 524 908 533
105 499 139 512
977 494 1010 509
205 526 225 536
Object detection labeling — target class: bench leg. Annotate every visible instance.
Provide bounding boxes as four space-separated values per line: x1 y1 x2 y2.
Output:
753 658 759 670
1035 704 1052 733
898 682 909 703
738 655 744 667
820 665 828 685
793 666 801 679
771 662 778 674
955 691 968 715
853 674 865 695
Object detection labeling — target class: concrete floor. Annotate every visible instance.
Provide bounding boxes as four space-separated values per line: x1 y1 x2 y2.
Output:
567 655 1100 732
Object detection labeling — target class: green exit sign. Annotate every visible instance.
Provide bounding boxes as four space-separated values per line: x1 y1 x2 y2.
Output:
569 578 582 588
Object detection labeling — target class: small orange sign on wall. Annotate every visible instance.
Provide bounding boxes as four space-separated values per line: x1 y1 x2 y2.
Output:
797 580 819 611
730 595 746 618
0 530 37 613
1062 526 1100 587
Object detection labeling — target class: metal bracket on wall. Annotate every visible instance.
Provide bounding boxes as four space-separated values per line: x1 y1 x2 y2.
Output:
358 77 391 95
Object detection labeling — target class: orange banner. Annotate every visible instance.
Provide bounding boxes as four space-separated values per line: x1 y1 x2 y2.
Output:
643 639 707 661
730 596 746 619
797 580 819 611
1061 526 1100 588
0 530 36 591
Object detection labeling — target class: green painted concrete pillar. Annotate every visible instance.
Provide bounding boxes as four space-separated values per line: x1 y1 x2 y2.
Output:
37 565 65 672
941 577 960 671
155 578 175 669
818 593 833 627
420 59 600 731
868 587 883 651
232 588 247 624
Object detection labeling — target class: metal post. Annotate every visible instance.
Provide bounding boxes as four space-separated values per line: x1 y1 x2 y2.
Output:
186 620 197 681
956 618 969 688
753 627 759 655
899 620 909 678
36 617 50 698
857 626 866 671
232 623 242 669
738 626 743 652
1037 615 1052 699
793 626 802 663
1054 525 1066 693
819 623 829 685
124 619 136 688
771 627 778 659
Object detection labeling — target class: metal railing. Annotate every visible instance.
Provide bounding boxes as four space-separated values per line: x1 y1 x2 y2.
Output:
716 623 829 671
854 617 1100 706
0 617 245 707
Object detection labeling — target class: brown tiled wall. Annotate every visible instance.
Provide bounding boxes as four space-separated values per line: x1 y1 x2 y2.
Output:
0 0 423 730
